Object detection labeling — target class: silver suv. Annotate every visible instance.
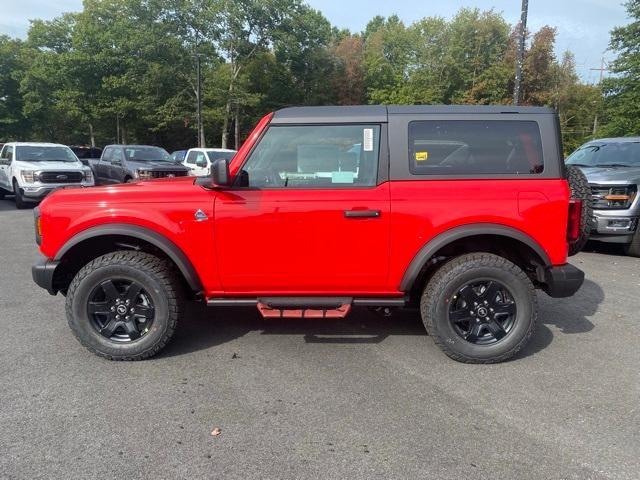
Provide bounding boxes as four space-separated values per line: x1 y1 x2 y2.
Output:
566 137 640 256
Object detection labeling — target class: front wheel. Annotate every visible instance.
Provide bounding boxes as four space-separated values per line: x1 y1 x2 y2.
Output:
13 180 29 209
420 253 537 363
66 251 183 360
623 228 640 257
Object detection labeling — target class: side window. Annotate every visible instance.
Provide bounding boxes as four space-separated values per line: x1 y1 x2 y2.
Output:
239 124 380 188
408 120 544 175
185 151 197 164
102 147 113 162
112 149 124 164
4 146 14 163
195 152 206 165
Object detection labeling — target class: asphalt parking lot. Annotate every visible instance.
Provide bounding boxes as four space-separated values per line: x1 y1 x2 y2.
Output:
0 198 639 480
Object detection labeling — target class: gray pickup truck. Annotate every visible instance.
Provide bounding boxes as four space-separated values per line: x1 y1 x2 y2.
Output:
566 137 640 256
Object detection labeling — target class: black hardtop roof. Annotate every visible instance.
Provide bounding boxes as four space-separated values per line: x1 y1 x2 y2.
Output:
272 104 555 124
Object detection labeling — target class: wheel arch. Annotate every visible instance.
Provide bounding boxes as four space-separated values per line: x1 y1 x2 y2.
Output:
53 224 203 295
400 224 552 296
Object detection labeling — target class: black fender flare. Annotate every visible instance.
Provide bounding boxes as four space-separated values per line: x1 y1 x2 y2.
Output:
399 223 552 291
55 224 203 293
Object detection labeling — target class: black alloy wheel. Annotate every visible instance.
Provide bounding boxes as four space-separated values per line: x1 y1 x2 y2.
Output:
448 280 516 345
87 278 155 342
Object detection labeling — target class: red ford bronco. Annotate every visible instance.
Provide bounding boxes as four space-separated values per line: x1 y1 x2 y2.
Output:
32 105 589 363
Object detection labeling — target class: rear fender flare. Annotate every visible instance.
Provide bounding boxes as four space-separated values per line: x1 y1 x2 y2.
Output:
399 224 552 291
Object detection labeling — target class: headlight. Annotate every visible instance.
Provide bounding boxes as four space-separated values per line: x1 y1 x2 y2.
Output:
137 169 152 180
21 170 37 183
83 169 94 183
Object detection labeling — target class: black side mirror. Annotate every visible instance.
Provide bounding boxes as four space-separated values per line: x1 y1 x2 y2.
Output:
211 158 230 186
195 158 207 168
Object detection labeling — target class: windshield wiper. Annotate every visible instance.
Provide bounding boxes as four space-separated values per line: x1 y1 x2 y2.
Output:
594 163 634 168
566 163 591 167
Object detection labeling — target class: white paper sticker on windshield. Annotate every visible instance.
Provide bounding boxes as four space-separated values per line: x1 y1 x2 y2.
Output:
363 128 373 151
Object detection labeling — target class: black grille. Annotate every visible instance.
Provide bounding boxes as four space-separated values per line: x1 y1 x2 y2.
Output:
39 171 84 184
149 170 188 179
590 184 636 210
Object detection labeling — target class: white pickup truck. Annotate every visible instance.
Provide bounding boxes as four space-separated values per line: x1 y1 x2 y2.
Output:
0 142 94 208
182 148 236 176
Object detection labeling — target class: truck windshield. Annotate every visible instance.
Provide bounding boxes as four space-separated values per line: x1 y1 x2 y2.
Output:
205 150 236 162
566 142 640 167
124 146 172 162
16 146 78 162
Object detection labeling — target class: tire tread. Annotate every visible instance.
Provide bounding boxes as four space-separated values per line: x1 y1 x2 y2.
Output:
420 252 537 364
65 250 183 361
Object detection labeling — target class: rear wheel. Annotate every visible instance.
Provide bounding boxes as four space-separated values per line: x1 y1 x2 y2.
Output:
66 251 183 360
420 253 537 363
566 165 592 256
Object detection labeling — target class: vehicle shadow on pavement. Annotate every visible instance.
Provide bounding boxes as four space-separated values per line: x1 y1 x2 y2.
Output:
583 240 627 257
161 303 427 358
516 278 602 359
0 196 35 211
163 279 603 360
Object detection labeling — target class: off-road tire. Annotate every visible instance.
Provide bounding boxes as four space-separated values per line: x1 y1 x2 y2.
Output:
13 180 29 209
566 165 592 256
66 250 183 360
420 253 537 364
623 229 640 257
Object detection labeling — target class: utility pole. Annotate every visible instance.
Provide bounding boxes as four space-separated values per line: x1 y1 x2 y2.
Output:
590 56 609 136
196 52 203 147
513 0 529 105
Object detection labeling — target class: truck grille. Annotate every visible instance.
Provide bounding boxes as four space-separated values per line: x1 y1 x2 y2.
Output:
590 184 636 210
149 170 188 179
39 171 83 184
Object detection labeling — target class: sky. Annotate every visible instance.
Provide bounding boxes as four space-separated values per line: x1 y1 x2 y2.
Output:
0 0 630 82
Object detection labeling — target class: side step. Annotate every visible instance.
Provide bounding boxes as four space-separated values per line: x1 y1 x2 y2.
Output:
206 296 406 319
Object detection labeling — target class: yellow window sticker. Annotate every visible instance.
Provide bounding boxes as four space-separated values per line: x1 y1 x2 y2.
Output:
415 151 428 162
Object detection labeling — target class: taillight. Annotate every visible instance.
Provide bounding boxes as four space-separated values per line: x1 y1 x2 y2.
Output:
567 199 582 242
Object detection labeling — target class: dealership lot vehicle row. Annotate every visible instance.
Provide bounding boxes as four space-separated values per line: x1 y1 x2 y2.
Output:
1 205 639 479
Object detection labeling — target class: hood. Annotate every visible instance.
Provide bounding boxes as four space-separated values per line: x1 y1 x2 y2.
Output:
577 165 640 184
16 160 84 170
41 175 199 207
126 159 189 170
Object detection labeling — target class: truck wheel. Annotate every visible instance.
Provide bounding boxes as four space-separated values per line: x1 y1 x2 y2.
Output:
13 180 29 209
66 251 183 360
566 165 592 256
420 253 537 364
623 229 640 257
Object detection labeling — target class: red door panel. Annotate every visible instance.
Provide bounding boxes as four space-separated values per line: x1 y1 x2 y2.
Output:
214 184 391 294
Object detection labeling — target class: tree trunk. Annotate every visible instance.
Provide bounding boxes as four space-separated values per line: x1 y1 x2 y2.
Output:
234 104 240 150
88 122 95 147
221 64 237 149
121 124 128 145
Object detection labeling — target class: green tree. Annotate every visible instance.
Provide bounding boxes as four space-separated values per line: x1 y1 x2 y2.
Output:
601 0 640 136
0 36 29 141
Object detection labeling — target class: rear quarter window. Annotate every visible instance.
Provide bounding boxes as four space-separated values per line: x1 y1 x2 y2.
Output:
408 120 544 175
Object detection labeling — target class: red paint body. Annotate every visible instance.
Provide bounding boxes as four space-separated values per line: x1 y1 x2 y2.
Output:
38 113 572 299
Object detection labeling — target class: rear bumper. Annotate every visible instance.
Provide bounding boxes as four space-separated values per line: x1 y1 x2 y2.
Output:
32 255 59 295
542 264 584 298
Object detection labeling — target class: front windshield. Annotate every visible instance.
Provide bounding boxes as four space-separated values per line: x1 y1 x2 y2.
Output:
206 150 236 162
566 142 640 167
16 145 78 162
124 146 172 162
